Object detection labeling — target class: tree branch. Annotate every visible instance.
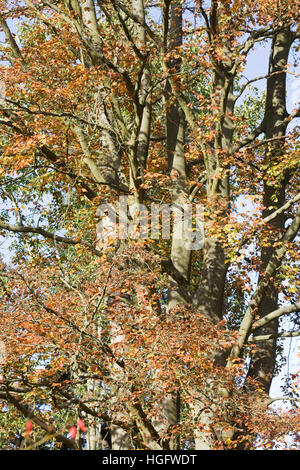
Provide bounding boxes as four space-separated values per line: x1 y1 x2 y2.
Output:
266 396 300 407
249 329 300 342
227 203 300 366
0 16 23 60
0 219 101 256
252 302 300 332
0 390 78 449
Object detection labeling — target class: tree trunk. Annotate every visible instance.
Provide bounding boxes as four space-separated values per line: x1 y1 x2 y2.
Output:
163 3 188 449
248 27 295 393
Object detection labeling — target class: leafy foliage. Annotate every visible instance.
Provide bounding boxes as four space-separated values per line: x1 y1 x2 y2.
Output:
0 0 299 450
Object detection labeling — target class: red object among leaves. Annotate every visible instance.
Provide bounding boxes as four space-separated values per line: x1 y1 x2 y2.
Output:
25 420 33 435
69 425 77 439
77 419 87 432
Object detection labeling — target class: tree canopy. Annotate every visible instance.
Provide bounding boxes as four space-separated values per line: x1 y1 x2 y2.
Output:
0 0 299 450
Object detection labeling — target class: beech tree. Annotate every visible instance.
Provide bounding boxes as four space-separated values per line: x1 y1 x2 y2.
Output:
0 0 299 450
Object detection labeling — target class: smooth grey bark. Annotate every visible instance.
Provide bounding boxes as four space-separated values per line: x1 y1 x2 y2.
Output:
85 377 105 450
110 422 133 450
247 27 295 392
165 2 183 172
163 109 186 450
168 108 191 308
190 400 215 450
163 3 188 449
193 66 235 325
165 2 191 309
132 0 152 177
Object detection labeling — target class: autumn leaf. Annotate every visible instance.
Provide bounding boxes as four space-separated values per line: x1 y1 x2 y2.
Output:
68 426 77 439
77 419 87 433
25 420 33 436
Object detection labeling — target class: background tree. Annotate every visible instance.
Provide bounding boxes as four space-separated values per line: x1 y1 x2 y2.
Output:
0 0 299 450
